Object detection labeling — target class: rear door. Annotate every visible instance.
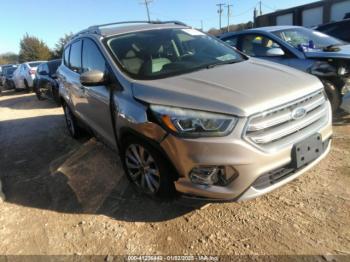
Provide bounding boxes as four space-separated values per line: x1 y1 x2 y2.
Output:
80 38 116 147
66 40 88 122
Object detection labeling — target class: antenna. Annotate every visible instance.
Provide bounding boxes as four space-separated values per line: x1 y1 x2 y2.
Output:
140 0 153 22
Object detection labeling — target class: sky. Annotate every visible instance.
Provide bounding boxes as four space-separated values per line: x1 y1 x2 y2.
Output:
0 0 316 54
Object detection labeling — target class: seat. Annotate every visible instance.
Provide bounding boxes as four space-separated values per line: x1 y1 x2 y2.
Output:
151 58 171 73
121 50 143 74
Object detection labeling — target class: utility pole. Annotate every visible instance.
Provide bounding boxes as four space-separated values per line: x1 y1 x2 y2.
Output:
217 3 225 31
141 0 152 22
259 1 262 16
253 7 258 27
227 4 233 32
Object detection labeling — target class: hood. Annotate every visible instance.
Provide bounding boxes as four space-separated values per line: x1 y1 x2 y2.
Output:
304 44 350 59
132 59 323 117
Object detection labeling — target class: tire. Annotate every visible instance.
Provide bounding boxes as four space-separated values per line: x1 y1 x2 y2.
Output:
24 80 30 92
121 136 176 198
34 82 45 101
63 103 82 138
323 80 341 113
52 86 61 106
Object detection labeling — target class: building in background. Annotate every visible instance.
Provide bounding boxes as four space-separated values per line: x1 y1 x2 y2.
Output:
255 0 350 28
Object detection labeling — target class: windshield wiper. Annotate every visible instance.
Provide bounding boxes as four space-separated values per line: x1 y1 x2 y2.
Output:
206 60 238 69
323 44 343 51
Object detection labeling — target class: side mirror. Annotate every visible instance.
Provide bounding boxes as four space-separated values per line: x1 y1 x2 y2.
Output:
266 48 285 57
80 70 106 86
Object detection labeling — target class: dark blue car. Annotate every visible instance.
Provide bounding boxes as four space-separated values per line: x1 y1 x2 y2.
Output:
34 59 62 105
220 26 350 112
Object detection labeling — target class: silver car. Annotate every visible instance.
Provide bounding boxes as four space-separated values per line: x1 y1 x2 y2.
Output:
12 61 46 91
58 21 332 201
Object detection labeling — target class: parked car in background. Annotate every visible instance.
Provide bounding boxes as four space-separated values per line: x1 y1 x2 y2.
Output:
58 21 332 201
315 19 350 43
12 61 46 91
34 59 61 104
220 26 350 112
0 64 17 86
0 66 17 94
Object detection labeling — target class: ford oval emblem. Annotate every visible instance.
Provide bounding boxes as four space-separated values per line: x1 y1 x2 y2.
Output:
291 107 307 120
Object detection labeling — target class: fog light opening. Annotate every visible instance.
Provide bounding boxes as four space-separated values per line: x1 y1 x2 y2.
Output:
189 166 238 186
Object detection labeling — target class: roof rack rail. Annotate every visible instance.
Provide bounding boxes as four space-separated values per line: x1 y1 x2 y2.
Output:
71 20 188 40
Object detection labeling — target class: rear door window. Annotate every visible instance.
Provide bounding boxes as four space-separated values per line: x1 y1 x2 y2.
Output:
69 40 82 73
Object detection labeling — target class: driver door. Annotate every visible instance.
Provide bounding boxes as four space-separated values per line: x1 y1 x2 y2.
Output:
80 38 116 148
238 34 290 66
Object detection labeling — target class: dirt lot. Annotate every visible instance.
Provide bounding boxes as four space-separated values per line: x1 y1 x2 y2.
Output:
0 91 349 257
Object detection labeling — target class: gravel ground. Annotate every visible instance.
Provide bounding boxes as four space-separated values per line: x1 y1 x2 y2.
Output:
0 91 349 258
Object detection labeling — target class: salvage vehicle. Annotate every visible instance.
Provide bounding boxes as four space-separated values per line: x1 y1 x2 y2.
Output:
34 59 61 104
58 21 332 201
220 26 350 112
315 19 350 43
0 64 17 86
0 66 17 94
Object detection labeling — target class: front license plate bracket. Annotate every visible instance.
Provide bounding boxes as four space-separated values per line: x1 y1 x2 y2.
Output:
292 134 323 169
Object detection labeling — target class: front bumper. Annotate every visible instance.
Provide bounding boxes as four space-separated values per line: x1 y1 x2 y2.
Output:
160 106 333 201
341 76 350 95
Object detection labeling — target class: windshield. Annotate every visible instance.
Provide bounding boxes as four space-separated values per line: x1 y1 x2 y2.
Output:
273 27 344 50
106 28 244 79
48 60 61 74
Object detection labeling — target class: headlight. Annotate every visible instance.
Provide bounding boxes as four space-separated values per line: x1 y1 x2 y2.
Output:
150 105 238 137
338 66 348 76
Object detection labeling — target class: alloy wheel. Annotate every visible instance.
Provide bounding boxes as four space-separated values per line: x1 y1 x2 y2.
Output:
125 144 161 194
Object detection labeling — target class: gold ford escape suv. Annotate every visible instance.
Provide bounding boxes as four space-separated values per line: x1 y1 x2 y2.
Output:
57 21 332 201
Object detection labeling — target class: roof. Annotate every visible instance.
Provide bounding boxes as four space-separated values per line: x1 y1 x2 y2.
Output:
72 21 190 39
101 23 188 36
252 25 302 32
220 25 303 38
316 18 350 29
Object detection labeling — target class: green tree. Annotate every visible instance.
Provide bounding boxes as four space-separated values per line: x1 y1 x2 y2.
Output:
0 52 19 64
18 33 51 62
52 33 73 59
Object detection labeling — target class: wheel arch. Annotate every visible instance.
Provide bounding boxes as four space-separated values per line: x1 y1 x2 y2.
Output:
118 127 179 182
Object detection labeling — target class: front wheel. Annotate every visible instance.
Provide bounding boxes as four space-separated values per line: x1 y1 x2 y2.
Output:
323 80 341 113
24 79 31 92
121 137 176 198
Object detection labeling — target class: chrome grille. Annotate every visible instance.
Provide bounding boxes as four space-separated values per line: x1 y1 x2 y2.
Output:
244 91 329 151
